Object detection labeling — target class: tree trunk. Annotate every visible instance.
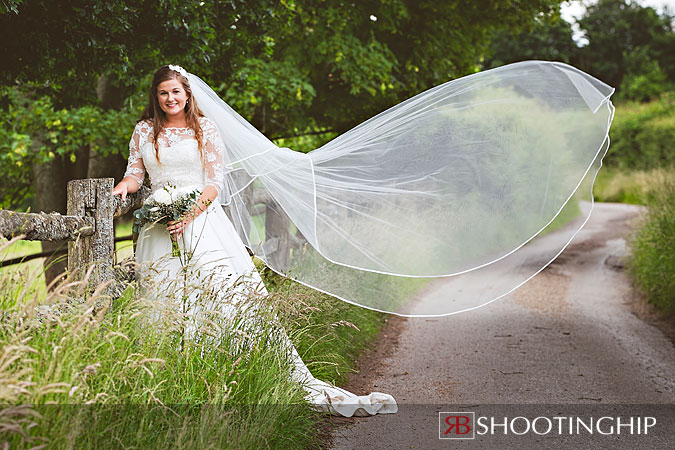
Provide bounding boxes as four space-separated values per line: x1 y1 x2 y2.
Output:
32 142 68 287
66 146 90 181
91 74 131 258
88 74 127 182
87 148 126 182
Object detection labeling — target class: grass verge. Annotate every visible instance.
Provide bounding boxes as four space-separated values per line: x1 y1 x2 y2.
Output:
627 172 675 313
593 167 674 205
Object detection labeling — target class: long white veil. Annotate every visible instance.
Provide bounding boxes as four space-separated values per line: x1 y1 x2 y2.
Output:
187 61 615 317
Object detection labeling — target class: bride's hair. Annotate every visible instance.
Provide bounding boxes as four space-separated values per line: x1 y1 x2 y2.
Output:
140 65 206 167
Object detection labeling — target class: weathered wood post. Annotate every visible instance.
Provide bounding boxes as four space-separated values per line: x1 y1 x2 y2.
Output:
67 178 115 292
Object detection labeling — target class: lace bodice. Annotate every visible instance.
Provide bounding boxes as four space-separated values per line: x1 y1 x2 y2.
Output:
123 116 225 195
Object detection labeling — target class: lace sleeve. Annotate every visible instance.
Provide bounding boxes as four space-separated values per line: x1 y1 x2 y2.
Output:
201 117 225 195
123 121 148 188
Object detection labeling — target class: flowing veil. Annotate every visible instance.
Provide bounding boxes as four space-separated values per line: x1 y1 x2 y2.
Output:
187 61 615 317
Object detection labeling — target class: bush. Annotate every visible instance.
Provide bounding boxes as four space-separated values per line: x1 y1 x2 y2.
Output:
628 172 675 313
618 48 673 103
607 93 675 170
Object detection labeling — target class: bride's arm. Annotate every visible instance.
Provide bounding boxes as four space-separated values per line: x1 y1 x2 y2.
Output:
113 122 147 201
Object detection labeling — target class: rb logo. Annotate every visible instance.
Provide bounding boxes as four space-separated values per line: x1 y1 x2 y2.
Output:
439 412 475 439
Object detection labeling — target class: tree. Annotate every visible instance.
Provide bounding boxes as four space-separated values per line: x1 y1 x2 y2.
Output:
577 0 674 96
482 8 580 69
226 0 561 138
1 0 560 284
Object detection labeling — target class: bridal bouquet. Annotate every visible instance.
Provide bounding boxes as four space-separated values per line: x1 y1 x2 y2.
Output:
133 184 201 257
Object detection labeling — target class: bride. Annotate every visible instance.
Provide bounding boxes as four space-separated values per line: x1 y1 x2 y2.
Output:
113 61 613 415
112 64 398 417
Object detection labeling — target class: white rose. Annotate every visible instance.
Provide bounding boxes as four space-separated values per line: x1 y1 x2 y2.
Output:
153 189 173 205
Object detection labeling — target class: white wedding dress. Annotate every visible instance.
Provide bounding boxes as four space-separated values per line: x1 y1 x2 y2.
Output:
124 116 397 417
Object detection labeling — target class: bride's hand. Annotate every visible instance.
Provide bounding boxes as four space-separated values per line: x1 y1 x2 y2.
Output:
112 181 129 202
167 215 193 239
113 177 141 202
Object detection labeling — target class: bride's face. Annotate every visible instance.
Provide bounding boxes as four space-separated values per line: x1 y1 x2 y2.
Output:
157 78 189 118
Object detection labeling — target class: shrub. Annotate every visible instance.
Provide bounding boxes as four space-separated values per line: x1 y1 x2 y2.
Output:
628 172 675 313
607 94 675 170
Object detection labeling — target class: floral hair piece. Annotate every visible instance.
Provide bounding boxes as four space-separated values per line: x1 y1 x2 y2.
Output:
168 64 188 78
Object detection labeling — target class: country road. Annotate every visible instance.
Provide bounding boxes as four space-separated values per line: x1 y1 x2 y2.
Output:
329 202 675 449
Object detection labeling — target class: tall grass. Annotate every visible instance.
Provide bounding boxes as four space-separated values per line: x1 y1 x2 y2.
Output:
596 95 674 312
628 172 675 313
259 263 387 383
593 167 675 205
0 236 387 449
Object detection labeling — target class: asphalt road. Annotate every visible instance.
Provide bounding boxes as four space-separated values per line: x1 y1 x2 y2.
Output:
329 203 675 449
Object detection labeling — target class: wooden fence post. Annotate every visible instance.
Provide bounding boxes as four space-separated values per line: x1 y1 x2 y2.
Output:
67 178 115 292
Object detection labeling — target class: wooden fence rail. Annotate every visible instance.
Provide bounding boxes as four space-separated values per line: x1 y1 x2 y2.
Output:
0 210 94 241
0 177 303 295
